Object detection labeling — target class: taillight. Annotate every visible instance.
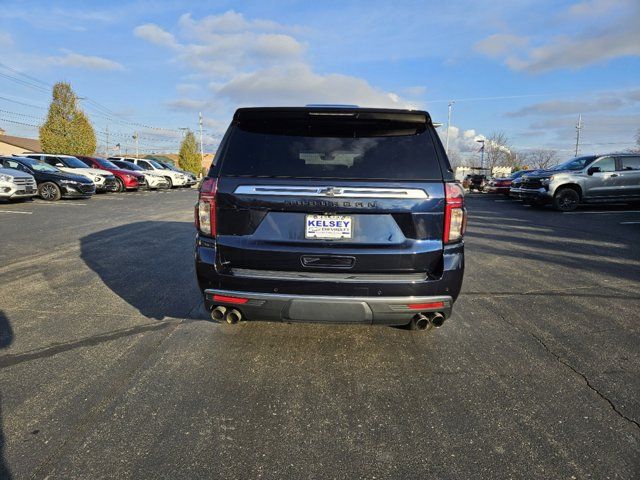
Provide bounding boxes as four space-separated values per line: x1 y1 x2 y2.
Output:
195 177 217 236
443 182 466 244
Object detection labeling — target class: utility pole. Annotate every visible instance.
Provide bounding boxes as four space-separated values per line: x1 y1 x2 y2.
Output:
574 114 582 157
105 125 109 156
445 101 455 155
199 112 204 166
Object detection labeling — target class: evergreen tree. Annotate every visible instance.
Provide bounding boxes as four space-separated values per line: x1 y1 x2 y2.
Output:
178 130 201 174
40 82 96 155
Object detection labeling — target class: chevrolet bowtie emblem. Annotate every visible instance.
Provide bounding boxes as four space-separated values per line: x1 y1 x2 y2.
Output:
319 187 343 196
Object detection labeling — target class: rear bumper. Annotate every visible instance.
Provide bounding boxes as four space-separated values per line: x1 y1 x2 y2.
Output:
204 289 452 324
196 238 464 325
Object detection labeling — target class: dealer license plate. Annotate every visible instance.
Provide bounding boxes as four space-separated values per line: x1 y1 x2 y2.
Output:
305 215 352 240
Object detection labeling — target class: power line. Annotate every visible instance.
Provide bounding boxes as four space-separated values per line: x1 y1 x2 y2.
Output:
0 61 183 134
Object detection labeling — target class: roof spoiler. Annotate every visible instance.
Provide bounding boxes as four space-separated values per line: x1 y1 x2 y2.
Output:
234 107 431 125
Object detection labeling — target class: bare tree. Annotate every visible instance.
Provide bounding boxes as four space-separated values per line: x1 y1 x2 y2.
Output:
633 129 640 153
523 149 558 169
447 149 463 168
483 132 512 171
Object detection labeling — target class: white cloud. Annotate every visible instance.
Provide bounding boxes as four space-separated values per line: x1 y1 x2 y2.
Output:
402 86 427 97
475 34 529 58
216 64 409 108
438 125 487 155
0 32 13 46
178 11 290 38
135 11 411 112
476 1 640 73
46 52 124 71
133 24 179 49
166 98 209 111
506 89 640 117
567 0 629 17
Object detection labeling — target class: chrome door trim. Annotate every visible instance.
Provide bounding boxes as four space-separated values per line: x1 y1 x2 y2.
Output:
233 185 428 199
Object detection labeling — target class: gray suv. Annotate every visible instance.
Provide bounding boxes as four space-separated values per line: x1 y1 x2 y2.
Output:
520 154 640 211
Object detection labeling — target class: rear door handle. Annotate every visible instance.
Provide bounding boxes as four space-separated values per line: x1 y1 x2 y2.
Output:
610 174 619 177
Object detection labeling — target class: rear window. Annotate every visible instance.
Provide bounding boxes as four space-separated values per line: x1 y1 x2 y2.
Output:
219 121 443 180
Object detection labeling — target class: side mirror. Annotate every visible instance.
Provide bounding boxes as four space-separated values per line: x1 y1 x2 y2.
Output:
587 166 600 175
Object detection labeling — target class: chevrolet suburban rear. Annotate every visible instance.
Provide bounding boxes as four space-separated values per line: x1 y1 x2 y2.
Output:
195 106 466 331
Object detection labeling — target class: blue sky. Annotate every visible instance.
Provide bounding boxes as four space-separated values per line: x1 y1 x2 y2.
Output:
1 0 639 159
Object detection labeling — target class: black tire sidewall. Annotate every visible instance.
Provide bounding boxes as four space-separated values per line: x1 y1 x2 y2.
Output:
116 178 125 192
165 177 173 188
554 188 579 212
39 182 61 201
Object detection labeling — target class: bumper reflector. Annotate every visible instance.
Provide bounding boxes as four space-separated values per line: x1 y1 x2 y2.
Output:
407 301 445 310
212 294 249 305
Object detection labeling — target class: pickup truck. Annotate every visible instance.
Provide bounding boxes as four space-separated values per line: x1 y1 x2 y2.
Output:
520 154 640 211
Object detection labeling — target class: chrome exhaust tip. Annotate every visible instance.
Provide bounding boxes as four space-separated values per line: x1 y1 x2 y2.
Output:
210 306 227 322
429 312 446 328
225 308 242 324
411 313 431 331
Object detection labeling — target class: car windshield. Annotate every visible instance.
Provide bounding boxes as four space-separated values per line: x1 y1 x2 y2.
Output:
22 158 60 172
159 161 179 171
61 156 91 168
551 156 596 171
146 160 165 169
96 158 119 169
116 161 143 171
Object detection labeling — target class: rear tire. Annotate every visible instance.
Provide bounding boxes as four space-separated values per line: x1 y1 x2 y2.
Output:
553 188 580 212
39 182 61 201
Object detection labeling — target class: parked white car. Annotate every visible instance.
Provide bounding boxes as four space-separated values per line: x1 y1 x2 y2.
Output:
108 158 170 190
23 154 117 192
0 166 38 201
114 157 189 188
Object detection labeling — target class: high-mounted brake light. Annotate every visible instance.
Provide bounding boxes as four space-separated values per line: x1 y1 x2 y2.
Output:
443 182 466 244
195 177 218 236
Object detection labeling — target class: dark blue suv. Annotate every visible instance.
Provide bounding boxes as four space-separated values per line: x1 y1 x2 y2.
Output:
195 106 466 331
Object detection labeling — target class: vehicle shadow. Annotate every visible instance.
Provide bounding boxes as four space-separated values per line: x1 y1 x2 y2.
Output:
79 221 205 321
0 310 14 479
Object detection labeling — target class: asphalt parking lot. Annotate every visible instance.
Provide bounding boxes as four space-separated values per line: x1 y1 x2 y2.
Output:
0 190 639 479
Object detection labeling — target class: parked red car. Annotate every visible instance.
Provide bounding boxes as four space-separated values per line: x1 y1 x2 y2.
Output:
485 170 531 195
77 156 144 192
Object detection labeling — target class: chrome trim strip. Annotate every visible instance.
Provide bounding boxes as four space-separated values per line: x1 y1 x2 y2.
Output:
233 185 428 199
231 268 428 283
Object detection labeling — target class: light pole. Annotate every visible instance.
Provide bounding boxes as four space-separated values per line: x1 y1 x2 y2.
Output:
574 114 582 157
199 112 204 166
445 101 455 155
476 139 485 169
132 132 139 158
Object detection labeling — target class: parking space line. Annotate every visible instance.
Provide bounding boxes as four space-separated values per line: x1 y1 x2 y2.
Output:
0 210 32 214
563 210 640 214
31 202 88 206
620 221 640 225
